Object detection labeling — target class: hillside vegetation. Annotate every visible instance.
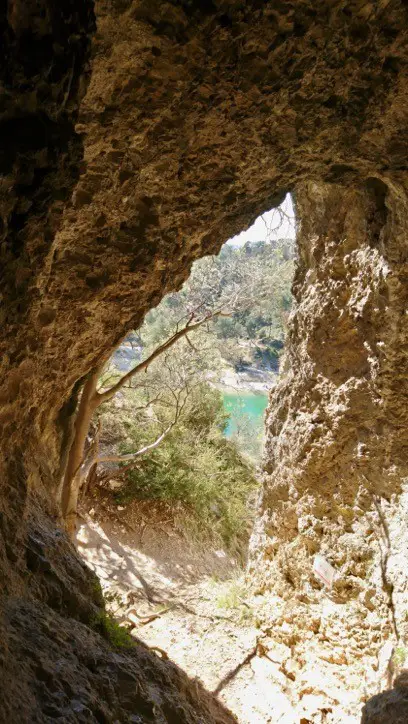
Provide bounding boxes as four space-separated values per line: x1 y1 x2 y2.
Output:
137 237 295 374
91 238 294 550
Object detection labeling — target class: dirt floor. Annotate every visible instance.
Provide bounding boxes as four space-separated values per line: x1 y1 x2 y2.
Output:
75 496 298 724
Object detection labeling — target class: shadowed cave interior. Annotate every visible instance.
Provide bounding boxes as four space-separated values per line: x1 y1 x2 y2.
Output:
1 1 408 722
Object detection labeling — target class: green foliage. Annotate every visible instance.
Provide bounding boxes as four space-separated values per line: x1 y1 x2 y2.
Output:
393 645 407 667
116 383 257 549
97 236 294 552
216 577 257 624
91 610 135 648
140 237 295 372
217 578 250 609
90 576 105 607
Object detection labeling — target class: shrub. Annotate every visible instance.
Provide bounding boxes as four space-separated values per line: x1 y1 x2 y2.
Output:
91 610 135 648
115 384 258 550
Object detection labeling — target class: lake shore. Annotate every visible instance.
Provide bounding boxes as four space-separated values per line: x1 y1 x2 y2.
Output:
215 366 276 393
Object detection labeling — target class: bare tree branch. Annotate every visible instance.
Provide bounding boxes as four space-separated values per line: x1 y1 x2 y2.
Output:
97 387 189 466
96 425 173 464
95 308 228 406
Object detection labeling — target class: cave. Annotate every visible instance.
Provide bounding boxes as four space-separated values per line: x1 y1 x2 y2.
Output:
1 1 408 722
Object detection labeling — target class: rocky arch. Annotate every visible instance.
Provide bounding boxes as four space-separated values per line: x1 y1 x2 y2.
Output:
1 0 408 721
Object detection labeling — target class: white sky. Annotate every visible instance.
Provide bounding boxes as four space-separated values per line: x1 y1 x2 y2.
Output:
227 193 295 246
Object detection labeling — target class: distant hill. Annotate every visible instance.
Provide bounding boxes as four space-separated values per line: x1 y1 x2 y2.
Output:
114 238 295 380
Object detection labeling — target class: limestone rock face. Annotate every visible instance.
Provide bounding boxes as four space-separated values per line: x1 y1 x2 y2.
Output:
249 180 408 719
1 0 408 721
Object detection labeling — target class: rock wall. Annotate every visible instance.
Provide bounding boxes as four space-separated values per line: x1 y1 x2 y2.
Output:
249 180 408 721
0 2 236 720
1 0 408 721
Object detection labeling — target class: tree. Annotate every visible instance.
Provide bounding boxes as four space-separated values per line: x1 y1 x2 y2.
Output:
141 238 294 372
60 307 229 535
60 236 294 535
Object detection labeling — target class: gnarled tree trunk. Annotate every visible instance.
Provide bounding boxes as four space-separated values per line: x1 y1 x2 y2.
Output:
60 364 102 535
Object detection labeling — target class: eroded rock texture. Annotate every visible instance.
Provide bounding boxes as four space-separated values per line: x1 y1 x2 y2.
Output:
1 0 408 721
249 180 408 720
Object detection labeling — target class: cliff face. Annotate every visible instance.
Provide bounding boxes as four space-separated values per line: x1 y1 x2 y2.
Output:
1 0 408 721
250 180 408 720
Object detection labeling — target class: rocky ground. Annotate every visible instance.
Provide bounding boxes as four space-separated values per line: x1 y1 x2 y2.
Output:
75 499 295 723
75 494 406 723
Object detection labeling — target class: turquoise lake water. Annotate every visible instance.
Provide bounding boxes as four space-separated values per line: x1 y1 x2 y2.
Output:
222 390 268 438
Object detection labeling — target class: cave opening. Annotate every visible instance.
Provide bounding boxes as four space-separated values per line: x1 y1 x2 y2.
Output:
74 195 299 721
2 1 408 721
72 193 296 496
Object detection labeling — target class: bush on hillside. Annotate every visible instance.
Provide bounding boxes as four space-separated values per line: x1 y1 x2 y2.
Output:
113 384 258 550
